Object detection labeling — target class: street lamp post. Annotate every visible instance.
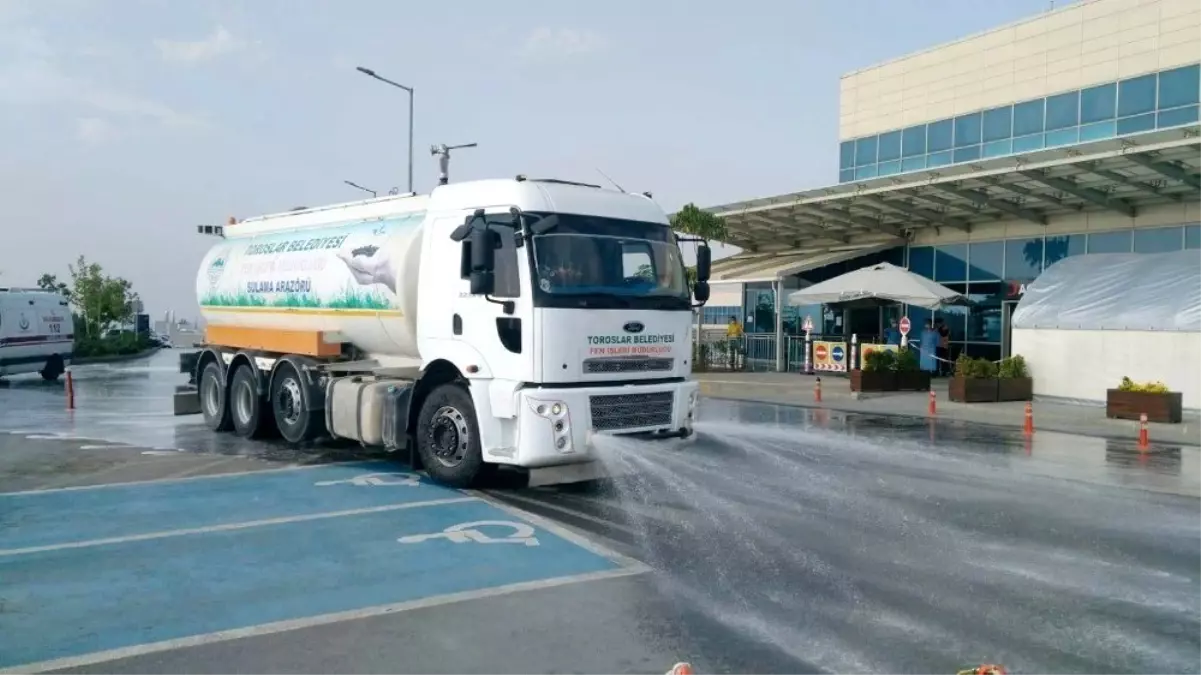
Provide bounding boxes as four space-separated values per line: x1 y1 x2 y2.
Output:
343 180 377 198
355 66 414 194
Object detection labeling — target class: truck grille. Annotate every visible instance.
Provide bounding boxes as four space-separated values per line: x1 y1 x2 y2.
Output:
583 357 673 374
589 391 674 431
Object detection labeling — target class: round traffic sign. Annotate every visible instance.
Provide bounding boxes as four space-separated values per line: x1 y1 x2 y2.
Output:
814 344 828 360
831 346 845 362
899 316 911 336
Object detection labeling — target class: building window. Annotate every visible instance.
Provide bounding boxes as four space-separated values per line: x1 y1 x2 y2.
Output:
953 145 981 163
966 282 1004 343
1080 82 1117 123
1044 233 1085 268
839 141 855 171
878 131 902 162
878 160 901 176
1045 91 1079 130
1079 120 1116 141
927 151 953 167
982 139 1012 158
1013 100 1044 137
1012 134 1044 153
954 113 982 147
1087 230 1132 254
902 125 926 157
908 246 934 278
855 136 878 166
855 164 879 180
967 241 1004 280
1186 225 1200 250
1159 106 1200 129
934 244 967 282
839 169 855 183
1117 113 1156 135
982 106 1013 142
1118 74 1157 117
1133 226 1184 253
1004 237 1043 280
1157 64 1200 110
1045 128 1079 148
927 119 953 153
901 156 927 172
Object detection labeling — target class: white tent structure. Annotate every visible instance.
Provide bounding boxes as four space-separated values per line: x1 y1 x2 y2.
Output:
1012 250 1201 410
786 262 968 309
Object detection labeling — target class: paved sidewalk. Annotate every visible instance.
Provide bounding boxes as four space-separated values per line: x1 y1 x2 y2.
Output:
695 371 1201 446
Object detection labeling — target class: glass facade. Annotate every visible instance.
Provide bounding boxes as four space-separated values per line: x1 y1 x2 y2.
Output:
738 225 1199 367
839 63 1201 183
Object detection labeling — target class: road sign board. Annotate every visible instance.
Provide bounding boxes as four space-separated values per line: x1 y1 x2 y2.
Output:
814 344 828 361
899 316 911 336
831 345 845 362
802 315 814 333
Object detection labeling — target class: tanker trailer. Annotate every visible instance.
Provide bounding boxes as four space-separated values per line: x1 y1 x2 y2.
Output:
177 175 714 487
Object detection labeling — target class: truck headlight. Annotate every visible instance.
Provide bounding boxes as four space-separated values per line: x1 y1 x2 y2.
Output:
528 398 574 453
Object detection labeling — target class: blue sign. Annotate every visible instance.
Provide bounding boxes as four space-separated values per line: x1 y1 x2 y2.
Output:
831 346 845 362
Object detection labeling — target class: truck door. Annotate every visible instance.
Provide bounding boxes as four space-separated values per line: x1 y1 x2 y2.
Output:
421 210 534 381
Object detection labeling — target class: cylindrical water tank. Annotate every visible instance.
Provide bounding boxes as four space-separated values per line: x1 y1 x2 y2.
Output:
195 211 426 358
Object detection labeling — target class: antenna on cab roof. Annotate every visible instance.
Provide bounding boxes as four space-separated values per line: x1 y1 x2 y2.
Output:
594 168 626 193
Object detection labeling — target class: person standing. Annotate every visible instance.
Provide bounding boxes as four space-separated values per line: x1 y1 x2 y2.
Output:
884 318 901 346
935 318 951 376
919 319 939 374
726 316 744 370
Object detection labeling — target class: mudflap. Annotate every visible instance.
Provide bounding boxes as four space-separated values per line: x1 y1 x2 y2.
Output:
382 381 420 470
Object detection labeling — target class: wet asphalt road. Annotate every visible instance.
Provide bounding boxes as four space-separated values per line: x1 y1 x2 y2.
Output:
0 351 1198 674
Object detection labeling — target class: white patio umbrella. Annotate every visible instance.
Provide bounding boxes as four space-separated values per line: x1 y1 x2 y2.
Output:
786 262 969 309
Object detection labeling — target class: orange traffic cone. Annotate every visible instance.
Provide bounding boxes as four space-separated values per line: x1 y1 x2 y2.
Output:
1138 412 1149 450
928 389 936 415
1023 402 1034 436
814 378 822 403
667 663 694 675
65 369 75 410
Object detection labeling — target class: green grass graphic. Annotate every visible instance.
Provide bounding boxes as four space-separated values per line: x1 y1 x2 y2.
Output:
200 286 393 310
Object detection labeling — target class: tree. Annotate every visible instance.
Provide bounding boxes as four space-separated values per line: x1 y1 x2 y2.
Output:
670 203 729 242
37 274 72 301
63 256 140 337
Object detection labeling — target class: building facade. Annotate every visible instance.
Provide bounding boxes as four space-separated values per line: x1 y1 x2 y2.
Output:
703 0 1201 371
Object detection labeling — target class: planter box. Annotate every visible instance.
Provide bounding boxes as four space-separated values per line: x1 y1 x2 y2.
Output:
1106 389 1183 424
997 377 1033 402
850 369 896 392
895 370 932 392
949 375 998 403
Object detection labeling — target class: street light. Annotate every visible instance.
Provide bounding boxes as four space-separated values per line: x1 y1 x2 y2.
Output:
355 66 414 194
343 180 377 198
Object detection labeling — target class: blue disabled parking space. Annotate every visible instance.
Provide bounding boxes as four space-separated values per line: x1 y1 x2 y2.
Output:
0 461 452 552
0 466 626 670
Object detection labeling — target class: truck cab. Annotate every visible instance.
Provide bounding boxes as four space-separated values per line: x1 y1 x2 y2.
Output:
415 178 712 479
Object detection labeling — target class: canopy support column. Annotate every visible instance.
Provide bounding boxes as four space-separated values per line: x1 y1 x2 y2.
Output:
774 279 785 372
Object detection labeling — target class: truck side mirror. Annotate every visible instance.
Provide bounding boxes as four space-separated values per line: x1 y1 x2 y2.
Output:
469 227 496 296
693 280 710 304
696 243 712 283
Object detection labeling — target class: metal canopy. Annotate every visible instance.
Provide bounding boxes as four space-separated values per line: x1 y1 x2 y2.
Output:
709 242 896 284
704 126 1201 254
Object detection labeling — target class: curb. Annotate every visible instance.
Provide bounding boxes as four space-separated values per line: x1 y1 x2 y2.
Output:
700 394 1201 448
71 346 163 366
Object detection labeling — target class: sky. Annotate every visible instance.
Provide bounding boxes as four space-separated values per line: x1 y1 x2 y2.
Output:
0 0 1058 318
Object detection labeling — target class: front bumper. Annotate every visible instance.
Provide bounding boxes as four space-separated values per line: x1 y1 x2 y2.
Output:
513 380 699 468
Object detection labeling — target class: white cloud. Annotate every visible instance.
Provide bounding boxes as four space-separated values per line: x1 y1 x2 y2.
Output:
154 25 252 65
521 27 608 59
0 25 204 129
75 116 115 144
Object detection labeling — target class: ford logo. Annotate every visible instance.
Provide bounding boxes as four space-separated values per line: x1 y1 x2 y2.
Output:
623 321 644 334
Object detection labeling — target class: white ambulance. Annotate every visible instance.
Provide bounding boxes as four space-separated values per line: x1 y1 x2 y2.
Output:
0 289 74 381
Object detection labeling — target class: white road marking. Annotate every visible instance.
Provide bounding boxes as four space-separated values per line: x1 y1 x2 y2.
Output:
487 490 639 539
0 565 648 674
398 520 540 547
0 497 478 557
0 460 387 497
469 490 649 572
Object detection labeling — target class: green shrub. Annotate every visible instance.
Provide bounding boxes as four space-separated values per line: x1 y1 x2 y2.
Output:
894 347 920 372
863 349 896 373
997 354 1029 379
1117 376 1169 393
74 332 154 358
955 354 997 378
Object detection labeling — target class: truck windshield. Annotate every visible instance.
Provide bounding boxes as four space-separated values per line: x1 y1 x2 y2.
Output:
524 212 690 310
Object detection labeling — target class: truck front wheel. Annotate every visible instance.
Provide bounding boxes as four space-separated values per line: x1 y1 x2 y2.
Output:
415 383 484 488
200 361 233 432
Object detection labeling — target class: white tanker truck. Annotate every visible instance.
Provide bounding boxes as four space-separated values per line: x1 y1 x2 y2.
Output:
176 176 713 487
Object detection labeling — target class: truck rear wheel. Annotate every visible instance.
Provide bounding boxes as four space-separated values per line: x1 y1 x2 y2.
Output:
229 365 274 439
200 361 233 432
271 361 323 444
415 383 484 488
